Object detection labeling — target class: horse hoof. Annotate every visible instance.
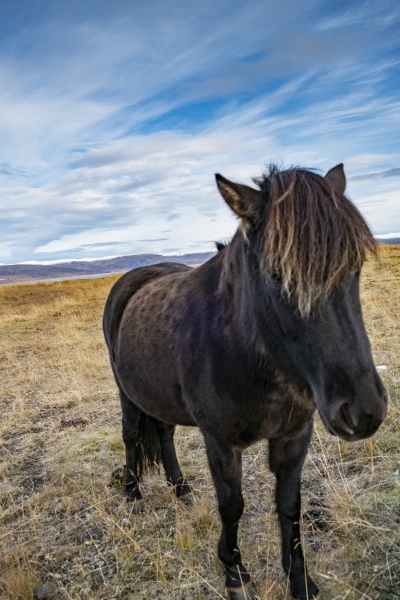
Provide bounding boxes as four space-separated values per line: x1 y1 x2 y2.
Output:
127 498 144 513
226 582 256 600
291 576 319 599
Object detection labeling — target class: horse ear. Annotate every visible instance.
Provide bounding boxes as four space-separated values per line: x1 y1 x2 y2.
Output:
325 163 346 195
215 174 262 220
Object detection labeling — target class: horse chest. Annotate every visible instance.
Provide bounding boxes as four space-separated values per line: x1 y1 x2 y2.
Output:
258 369 315 430
207 385 315 448
258 391 315 440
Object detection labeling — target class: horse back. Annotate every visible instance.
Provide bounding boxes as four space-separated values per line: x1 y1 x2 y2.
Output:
103 262 192 357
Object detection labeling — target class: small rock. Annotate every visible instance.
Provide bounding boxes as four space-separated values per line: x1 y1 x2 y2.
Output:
111 465 126 482
79 587 91 597
34 582 55 599
135 553 145 563
121 518 129 527
303 508 329 529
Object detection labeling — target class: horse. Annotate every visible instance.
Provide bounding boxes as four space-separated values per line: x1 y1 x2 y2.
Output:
103 164 388 600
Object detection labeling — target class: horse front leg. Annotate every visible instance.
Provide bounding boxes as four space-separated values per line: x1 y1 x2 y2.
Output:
268 423 318 600
204 436 254 600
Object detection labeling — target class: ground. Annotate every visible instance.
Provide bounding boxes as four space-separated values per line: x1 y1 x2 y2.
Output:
0 246 399 600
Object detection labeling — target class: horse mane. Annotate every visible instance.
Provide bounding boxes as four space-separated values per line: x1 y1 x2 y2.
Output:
253 165 377 316
215 240 229 252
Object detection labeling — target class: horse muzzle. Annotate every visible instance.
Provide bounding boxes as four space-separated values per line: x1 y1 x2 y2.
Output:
319 388 388 442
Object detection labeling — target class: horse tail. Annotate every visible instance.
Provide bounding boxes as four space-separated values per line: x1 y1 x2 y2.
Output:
135 413 162 481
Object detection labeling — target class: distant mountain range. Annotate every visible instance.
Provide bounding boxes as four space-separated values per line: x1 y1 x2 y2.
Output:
376 237 400 244
0 237 398 285
0 252 216 285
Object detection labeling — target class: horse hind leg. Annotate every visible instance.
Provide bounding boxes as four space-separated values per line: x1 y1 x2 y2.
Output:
118 385 192 506
155 421 193 504
118 389 145 512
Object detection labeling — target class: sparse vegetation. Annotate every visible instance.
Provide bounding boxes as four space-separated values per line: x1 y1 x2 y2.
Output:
1 246 399 599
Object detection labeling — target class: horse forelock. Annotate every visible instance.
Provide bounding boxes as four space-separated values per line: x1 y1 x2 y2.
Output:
254 166 377 316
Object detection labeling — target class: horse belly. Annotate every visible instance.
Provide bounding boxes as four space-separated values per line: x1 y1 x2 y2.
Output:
114 278 195 427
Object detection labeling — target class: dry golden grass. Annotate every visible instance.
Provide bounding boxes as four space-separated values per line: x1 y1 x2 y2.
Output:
0 247 399 600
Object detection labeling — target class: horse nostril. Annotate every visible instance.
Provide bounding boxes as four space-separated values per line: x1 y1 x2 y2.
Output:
339 403 355 434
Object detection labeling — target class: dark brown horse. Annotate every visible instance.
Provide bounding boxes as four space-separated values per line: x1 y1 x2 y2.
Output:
103 164 387 600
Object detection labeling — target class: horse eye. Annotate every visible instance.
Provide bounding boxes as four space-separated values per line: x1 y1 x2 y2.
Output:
271 271 282 283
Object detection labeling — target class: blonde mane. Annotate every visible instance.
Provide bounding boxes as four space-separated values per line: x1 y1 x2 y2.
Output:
254 166 376 316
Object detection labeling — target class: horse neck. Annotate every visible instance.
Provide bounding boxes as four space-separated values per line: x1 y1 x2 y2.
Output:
220 239 306 393
221 233 268 349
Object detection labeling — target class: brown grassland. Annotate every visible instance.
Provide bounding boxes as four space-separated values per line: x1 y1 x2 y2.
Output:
0 245 399 600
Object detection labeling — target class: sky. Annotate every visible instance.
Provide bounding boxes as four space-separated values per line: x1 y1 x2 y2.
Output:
0 0 399 265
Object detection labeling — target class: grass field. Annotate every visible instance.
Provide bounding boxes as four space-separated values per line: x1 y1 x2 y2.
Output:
0 246 399 600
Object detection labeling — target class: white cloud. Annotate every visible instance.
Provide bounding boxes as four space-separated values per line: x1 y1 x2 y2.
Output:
0 0 399 263
2 78 400 262
345 153 400 169
376 232 400 239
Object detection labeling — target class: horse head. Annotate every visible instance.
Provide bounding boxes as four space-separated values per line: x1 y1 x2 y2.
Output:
216 165 388 442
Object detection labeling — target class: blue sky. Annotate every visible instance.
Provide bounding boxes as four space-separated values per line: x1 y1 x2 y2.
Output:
0 0 399 264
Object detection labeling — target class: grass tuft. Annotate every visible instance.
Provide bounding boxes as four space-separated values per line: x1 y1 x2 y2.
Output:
1 247 400 599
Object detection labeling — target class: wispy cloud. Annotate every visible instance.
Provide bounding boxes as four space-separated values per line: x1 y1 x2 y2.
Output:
350 168 400 181
0 0 399 263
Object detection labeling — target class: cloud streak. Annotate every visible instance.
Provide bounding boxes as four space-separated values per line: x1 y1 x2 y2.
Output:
349 168 400 181
0 0 399 262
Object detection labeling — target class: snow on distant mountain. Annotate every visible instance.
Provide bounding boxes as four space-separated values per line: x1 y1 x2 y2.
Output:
0 252 216 285
1 234 399 285
375 232 400 243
